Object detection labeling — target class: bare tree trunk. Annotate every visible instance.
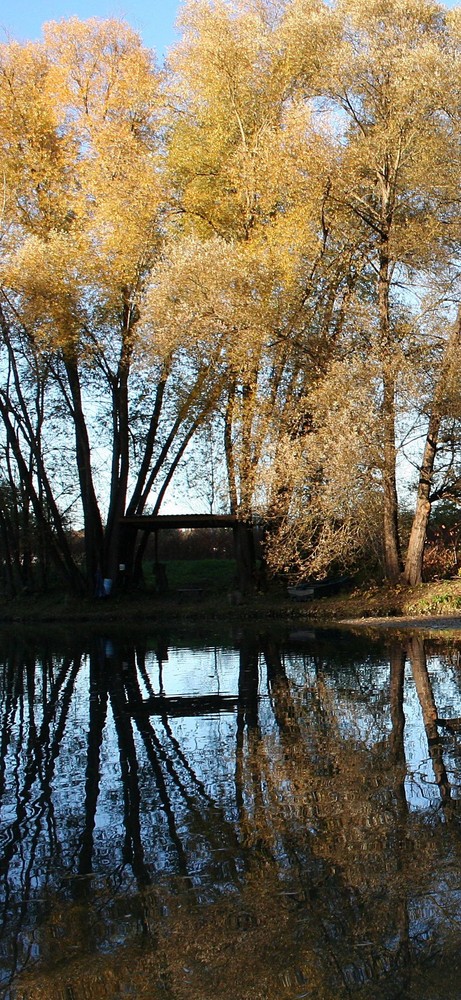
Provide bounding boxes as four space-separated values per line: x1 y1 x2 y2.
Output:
104 295 137 586
0 396 84 593
382 369 402 580
0 507 19 597
379 239 402 581
224 387 238 514
64 355 104 594
404 315 461 585
233 521 256 596
403 413 441 585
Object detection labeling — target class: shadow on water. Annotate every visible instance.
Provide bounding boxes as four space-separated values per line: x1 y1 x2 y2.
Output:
2 624 461 998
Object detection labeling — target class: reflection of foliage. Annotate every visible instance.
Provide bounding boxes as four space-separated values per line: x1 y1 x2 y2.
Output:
3 629 461 998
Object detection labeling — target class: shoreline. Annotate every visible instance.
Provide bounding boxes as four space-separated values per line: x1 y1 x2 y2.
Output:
335 614 461 632
1 584 461 634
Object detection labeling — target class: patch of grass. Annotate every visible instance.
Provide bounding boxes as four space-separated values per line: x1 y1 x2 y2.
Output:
144 558 236 594
405 590 461 616
282 578 461 621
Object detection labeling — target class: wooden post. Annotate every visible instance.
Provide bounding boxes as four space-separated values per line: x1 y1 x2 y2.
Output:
233 521 256 596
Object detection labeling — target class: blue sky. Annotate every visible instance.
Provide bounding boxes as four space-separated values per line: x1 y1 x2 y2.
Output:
1 0 181 57
2 0 460 57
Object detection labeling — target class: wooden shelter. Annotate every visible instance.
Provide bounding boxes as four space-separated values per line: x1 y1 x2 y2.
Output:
120 513 258 594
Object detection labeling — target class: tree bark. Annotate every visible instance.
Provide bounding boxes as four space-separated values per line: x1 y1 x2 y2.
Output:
382 368 403 580
224 386 239 514
403 413 441 585
0 395 84 593
64 355 104 594
404 314 461 585
379 236 402 581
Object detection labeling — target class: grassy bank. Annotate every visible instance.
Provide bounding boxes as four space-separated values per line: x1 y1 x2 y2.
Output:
1 569 461 625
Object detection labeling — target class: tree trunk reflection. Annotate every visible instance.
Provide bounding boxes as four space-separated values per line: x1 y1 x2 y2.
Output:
2 628 461 999
77 646 108 883
408 635 452 810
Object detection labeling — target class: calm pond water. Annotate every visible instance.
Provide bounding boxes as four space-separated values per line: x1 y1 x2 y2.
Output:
2 622 461 999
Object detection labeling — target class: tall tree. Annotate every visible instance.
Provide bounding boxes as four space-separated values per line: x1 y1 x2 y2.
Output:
316 0 457 579
403 306 461 584
0 19 234 593
166 0 356 521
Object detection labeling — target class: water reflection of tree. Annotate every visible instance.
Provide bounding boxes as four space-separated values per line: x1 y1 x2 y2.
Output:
2 630 461 998
0 644 81 969
408 635 453 810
